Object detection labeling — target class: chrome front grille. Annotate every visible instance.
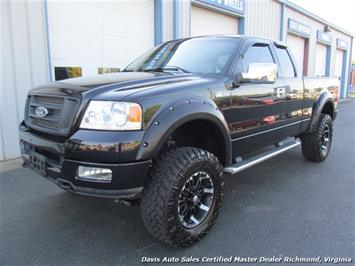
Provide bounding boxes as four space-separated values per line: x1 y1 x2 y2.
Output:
25 94 80 136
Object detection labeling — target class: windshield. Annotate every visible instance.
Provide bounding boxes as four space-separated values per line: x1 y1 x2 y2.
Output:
124 37 239 74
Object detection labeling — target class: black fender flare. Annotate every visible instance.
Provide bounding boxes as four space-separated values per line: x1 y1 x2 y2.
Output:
136 98 232 165
306 90 335 133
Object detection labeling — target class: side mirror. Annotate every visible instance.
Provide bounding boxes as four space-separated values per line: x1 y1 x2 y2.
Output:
233 63 277 86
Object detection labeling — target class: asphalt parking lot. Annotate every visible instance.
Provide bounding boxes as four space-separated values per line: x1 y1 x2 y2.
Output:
1 100 354 266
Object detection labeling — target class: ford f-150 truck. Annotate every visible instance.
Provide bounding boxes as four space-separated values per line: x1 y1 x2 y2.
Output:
19 36 339 247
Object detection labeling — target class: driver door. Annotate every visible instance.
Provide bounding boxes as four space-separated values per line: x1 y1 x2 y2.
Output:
226 42 288 158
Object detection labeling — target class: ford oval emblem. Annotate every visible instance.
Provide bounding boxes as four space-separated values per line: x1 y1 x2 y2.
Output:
35 106 48 118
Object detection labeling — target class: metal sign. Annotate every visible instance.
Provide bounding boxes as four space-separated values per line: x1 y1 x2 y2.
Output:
196 0 245 15
288 19 311 37
317 30 332 45
336 38 348 50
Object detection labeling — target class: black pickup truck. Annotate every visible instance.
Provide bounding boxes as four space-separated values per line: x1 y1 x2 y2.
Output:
19 36 339 247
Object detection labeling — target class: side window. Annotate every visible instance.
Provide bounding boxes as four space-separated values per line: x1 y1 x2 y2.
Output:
240 44 274 73
275 46 295 78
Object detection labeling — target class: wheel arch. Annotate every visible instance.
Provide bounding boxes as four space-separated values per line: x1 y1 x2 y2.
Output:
306 91 335 133
136 99 232 165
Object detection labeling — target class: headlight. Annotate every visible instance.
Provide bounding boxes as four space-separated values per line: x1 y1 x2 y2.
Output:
80 101 142 130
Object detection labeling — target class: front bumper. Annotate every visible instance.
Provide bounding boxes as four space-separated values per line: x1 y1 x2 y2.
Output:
19 123 151 199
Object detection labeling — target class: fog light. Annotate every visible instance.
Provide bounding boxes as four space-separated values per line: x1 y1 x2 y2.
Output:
77 166 112 183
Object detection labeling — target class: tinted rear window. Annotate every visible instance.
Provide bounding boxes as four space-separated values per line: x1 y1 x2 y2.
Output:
240 44 274 73
275 46 295 78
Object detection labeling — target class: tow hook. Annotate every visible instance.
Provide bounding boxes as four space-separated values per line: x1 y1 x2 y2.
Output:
114 199 140 206
57 179 74 190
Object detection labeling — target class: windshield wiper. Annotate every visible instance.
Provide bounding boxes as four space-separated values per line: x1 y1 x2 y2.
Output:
143 68 164 72
143 66 190 73
162 66 190 73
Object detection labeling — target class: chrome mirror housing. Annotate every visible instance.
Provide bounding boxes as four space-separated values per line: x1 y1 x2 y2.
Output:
241 63 277 83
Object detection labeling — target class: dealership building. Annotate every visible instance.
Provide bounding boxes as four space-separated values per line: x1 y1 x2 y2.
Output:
1 0 354 160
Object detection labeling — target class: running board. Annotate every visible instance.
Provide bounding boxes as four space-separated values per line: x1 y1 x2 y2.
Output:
223 140 300 175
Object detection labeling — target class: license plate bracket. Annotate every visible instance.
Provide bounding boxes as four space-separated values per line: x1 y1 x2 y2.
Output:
29 152 47 177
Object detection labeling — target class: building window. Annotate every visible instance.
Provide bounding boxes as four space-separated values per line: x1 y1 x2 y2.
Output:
54 67 82 81
98 67 120 74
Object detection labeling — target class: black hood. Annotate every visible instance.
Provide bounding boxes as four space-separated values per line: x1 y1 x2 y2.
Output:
58 72 159 88
29 72 206 101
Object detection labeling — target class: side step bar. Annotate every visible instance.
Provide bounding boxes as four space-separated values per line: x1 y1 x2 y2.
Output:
223 140 300 175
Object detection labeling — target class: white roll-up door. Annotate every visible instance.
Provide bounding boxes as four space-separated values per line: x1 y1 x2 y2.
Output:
314 43 327 77
191 5 238 37
335 49 344 78
287 34 305 75
48 1 154 78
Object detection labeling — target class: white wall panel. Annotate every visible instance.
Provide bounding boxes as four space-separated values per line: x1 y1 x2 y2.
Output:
9 2 33 124
0 0 48 160
314 43 327 77
245 0 281 40
1 1 18 160
334 49 344 78
162 0 174 41
48 0 154 75
191 5 238 37
285 8 316 76
0 1 6 161
287 34 305 75
27 2 50 87
181 0 192 38
0 121 4 161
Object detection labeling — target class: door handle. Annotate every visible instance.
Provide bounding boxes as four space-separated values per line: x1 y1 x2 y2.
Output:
276 87 286 98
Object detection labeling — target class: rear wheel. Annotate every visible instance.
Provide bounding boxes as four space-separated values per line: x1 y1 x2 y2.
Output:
301 114 333 162
140 147 224 247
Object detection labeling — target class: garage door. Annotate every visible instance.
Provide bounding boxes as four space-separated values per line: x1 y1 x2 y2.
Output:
314 43 327 77
48 1 154 79
287 34 305 75
191 5 238 37
334 49 344 78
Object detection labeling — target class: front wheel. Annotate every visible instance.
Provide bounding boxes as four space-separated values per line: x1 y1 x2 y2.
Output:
140 147 224 247
301 114 333 162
